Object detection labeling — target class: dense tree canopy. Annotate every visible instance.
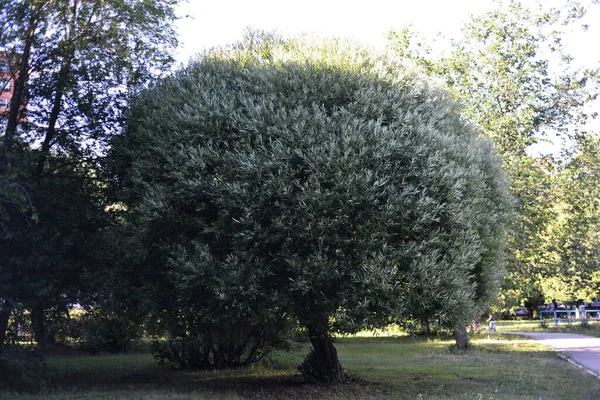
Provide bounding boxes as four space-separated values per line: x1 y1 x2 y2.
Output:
543 135 600 302
110 35 511 381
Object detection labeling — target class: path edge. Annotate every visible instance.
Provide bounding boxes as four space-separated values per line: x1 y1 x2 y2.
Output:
557 353 600 381
505 331 600 381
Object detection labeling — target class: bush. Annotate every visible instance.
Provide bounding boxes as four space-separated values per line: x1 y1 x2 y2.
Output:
152 339 205 369
150 315 292 370
0 346 47 393
152 334 283 370
79 311 141 354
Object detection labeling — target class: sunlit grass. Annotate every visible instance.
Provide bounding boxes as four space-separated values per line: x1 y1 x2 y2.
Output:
496 318 600 337
345 324 409 338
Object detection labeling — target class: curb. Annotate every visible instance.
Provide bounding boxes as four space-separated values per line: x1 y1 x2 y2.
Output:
503 332 600 381
558 353 600 381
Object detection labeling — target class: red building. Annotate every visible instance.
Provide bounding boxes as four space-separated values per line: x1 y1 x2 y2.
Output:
0 53 26 123
0 59 11 112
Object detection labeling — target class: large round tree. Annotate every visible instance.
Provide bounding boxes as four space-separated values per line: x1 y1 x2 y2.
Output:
110 34 511 382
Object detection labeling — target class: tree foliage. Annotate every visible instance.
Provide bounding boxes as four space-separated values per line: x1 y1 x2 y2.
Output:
0 0 181 349
111 34 510 380
438 0 598 159
388 0 600 312
0 0 179 170
544 135 600 302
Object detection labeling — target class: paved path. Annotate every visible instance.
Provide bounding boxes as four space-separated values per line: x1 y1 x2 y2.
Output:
507 332 600 377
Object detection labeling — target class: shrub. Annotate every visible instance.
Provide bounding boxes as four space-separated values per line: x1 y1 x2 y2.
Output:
0 346 47 393
79 311 141 354
151 336 277 370
151 314 291 369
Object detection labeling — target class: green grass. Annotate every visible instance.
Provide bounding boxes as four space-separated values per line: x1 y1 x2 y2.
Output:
496 318 600 336
2 333 600 399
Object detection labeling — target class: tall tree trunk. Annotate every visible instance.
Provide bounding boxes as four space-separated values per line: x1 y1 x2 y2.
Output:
35 1 78 177
454 326 469 350
305 325 348 382
35 78 66 176
31 304 49 348
35 50 74 177
420 319 430 336
0 299 13 350
0 10 38 173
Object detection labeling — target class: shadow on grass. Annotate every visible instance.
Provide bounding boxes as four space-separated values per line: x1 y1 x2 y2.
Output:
46 365 395 400
4 335 600 399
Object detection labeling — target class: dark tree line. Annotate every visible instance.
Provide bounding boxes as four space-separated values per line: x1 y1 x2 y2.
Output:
0 0 180 350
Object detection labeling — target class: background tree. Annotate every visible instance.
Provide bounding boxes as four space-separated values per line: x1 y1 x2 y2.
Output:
110 34 510 381
0 0 181 349
543 135 600 302
388 0 600 314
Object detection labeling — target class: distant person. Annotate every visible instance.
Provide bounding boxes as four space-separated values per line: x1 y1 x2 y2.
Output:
579 303 586 319
488 314 496 332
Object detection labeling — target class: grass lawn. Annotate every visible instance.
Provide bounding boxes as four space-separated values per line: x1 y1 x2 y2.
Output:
496 318 600 337
2 333 600 399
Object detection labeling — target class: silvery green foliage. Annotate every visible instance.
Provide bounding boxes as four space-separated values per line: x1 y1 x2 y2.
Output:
114 34 510 351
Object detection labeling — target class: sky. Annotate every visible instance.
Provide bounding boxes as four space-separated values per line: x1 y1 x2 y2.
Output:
174 0 600 64
174 0 496 64
173 0 600 155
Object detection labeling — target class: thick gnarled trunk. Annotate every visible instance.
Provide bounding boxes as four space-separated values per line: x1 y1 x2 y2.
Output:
454 326 469 350
304 325 348 382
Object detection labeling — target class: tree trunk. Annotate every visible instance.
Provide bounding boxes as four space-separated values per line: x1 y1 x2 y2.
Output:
306 325 348 382
35 61 70 176
454 326 469 350
35 2 78 177
0 299 13 350
420 319 430 336
31 305 49 349
1 10 38 172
